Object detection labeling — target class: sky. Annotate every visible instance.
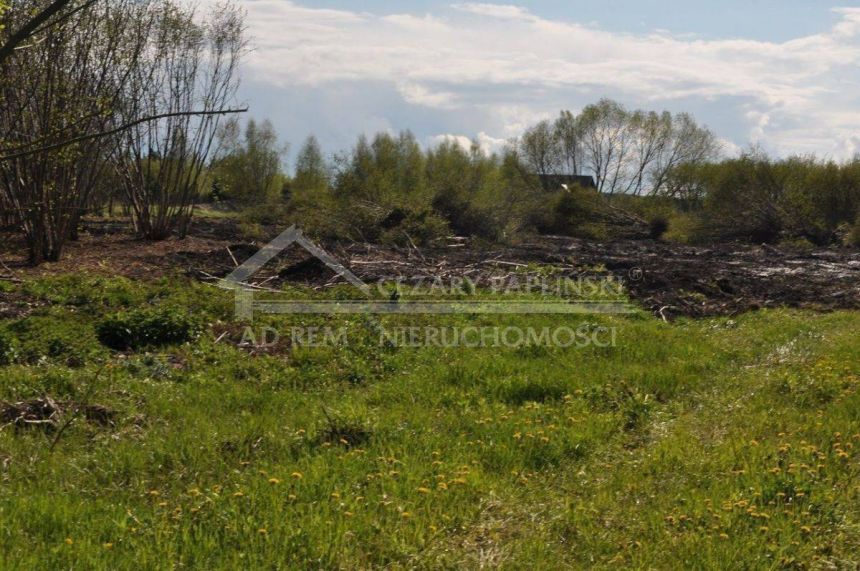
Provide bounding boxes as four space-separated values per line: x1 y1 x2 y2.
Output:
227 1 860 169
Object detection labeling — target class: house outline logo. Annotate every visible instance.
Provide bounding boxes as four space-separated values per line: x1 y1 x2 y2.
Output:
221 225 371 320
221 225 636 321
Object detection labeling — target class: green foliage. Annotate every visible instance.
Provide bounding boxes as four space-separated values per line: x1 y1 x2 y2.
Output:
96 307 202 351
378 207 450 247
849 214 860 248
665 153 860 245
211 119 286 204
531 185 606 238
4 276 860 567
0 329 15 365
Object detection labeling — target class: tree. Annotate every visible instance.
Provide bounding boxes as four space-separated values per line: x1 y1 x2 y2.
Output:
112 0 246 240
519 119 562 187
212 118 285 203
292 135 329 199
0 0 147 262
648 113 720 196
579 99 634 195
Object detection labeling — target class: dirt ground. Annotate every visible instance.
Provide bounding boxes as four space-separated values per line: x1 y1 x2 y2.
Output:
3 218 860 319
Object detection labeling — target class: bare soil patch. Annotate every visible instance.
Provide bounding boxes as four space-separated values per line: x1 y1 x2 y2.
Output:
3 218 860 318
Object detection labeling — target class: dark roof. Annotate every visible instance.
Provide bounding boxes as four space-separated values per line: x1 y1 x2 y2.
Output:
538 174 596 190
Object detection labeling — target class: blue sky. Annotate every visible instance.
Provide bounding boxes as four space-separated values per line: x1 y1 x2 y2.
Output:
309 0 841 42
227 1 860 169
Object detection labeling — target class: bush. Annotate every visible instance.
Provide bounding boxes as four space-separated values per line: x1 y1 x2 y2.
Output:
0 330 16 365
648 216 669 240
96 307 202 351
534 186 607 238
379 208 450 246
663 212 701 244
849 217 860 249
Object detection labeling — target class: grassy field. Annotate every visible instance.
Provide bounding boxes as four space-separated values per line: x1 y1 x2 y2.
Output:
1 274 859 569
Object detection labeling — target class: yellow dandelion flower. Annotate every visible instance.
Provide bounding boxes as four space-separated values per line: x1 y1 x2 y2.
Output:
331 492 341 499
233 491 244 498
288 494 297 500
800 526 812 534
258 528 268 535
148 490 160 497
103 543 113 550
65 538 73 545
189 488 201 497
344 511 354 518
417 487 431 494
437 482 448 491
291 472 303 479
719 533 729 540
760 526 769 533
401 512 412 518
268 478 281 485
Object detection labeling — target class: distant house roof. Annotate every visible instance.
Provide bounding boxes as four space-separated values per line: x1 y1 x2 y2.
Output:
538 174 596 190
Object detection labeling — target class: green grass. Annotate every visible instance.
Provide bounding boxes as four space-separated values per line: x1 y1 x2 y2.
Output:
1 274 860 568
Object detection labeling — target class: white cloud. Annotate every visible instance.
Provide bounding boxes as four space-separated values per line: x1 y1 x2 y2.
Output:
397 82 458 109
231 1 860 159
427 131 510 155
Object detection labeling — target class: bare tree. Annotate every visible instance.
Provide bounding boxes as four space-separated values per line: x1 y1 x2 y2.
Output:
112 0 245 239
0 0 146 262
553 110 583 177
648 113 721 196
579 99 634 195
518 120 562 187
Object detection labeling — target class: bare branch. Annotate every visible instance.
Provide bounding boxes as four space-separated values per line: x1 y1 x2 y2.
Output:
0 107 248 161
0 0 75 64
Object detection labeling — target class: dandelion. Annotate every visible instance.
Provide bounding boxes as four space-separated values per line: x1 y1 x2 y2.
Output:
65 538 73 545
103 543 113 550
437 482 448 491
291 472 303 479
800 525 812 534
401 512 412 518
719 533 729 540
148 490 160 497
233 491 244 498
331 492 341 499
258 528 268 535
288 494 297 501
268 478 281 485
417 487 431 494
189 488 201 497
344 511 354 517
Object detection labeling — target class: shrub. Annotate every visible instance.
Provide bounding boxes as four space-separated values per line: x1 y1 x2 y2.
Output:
648 216 669 240
0 330 16 365
849 217 860 248
96 307 202 351
379 208 450 246
534 186 607 238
